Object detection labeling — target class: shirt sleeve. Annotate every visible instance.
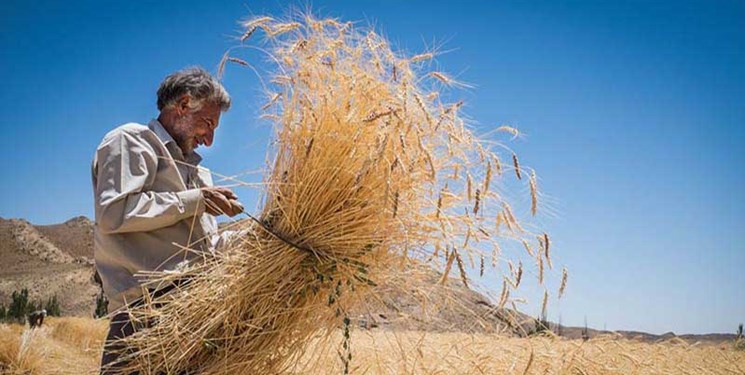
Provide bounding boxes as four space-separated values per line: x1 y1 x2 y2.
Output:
93 129 205 234
210 228 249 252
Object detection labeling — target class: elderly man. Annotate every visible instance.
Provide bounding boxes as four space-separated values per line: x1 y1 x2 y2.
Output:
92 67 242 373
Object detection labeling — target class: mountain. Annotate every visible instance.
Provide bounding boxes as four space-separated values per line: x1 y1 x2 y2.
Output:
0 217 99 317
35 216 95 260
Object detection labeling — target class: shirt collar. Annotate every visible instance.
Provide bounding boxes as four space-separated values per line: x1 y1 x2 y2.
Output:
148 119 202 165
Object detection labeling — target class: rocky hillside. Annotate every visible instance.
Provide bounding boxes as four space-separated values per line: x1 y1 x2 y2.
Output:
0 217 99 317
35 216 95 260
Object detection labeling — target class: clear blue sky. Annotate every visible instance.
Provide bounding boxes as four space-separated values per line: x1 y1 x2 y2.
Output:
1 0 742 335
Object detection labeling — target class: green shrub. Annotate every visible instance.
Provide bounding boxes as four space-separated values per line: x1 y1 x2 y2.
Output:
2 290 62 322
44 295 61 317
8 288 29 323
94 291 108 318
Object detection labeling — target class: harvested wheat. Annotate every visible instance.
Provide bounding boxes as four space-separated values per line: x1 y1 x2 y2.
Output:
113 14 555 374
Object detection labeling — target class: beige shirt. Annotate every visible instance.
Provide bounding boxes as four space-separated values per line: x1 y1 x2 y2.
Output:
92 119 223 311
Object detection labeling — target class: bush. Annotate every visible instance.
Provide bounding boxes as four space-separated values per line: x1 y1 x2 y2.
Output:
45 295 61 317
1 290 62 323
28 299 43 314
533 315 550 335
94 291 108 318
7 289 29 323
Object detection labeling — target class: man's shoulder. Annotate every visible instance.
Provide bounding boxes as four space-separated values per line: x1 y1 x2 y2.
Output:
97 122 159 149
101 122 151 140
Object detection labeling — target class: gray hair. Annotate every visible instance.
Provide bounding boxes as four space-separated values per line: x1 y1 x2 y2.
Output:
157 67 231 112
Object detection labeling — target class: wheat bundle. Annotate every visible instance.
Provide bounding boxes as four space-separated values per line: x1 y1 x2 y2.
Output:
113 14 554 374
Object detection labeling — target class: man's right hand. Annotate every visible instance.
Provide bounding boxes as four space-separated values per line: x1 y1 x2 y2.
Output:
201 187 243 217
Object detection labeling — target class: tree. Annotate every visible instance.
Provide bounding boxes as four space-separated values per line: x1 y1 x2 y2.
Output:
28 299 43 314
0 303 6 321
94 291 108 318
45 295 61 317
8 288 29 323
582 316 590 341
737 323 743 339
531 311 551 336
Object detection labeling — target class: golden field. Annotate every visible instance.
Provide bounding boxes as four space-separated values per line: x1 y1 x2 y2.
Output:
1 317 742 374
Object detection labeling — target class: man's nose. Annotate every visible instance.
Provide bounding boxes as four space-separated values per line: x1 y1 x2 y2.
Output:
204 130 214 147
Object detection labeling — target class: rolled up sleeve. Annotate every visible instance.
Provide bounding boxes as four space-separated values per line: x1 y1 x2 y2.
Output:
210 228 249 252
94 130 205 234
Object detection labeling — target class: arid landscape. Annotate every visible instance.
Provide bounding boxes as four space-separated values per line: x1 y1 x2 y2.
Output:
0 217 99 318
2 0 743 373
1 216 743 374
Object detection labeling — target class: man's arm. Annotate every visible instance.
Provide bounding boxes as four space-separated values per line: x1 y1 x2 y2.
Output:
93 130 204 234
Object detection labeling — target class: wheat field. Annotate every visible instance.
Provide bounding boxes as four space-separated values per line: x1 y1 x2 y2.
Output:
1 317 742 374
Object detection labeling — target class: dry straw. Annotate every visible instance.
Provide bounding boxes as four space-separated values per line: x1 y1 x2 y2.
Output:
112 14 556 374
3 318 745 374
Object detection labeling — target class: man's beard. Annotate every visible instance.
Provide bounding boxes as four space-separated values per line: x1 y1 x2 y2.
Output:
169 113 197 156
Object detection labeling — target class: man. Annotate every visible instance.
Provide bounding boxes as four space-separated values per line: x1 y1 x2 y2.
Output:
92 67 243 373
27 309 47 328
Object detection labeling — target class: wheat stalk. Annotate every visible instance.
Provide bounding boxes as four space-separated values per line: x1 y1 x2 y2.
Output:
111 14 555 374
558 268 568 299
541 289 549 319
521 239 534 257
454 248 469 288
410 53 434 63
439 250 457 285
496 125 519 139
529 170 538 216
543 233 552 269
512 153 521 180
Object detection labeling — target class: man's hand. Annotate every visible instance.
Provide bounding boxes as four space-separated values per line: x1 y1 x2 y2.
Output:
201 187 244 217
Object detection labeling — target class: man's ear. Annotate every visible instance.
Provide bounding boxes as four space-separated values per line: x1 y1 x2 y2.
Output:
177 95 191 115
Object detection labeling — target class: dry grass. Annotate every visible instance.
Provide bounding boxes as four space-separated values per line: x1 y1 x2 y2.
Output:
305 331 745 375
0 317 108 375
2 318 744 375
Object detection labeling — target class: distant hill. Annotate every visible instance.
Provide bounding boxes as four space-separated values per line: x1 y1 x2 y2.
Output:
35 216 95 260
0 216 738 344
0 217 98 317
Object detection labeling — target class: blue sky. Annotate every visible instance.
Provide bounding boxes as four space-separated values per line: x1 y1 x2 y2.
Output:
1 0 742 335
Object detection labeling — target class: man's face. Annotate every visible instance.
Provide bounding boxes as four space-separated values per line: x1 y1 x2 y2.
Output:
170 101 222 156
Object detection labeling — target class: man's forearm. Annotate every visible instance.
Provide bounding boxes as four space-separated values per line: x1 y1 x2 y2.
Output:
95 189 205 234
